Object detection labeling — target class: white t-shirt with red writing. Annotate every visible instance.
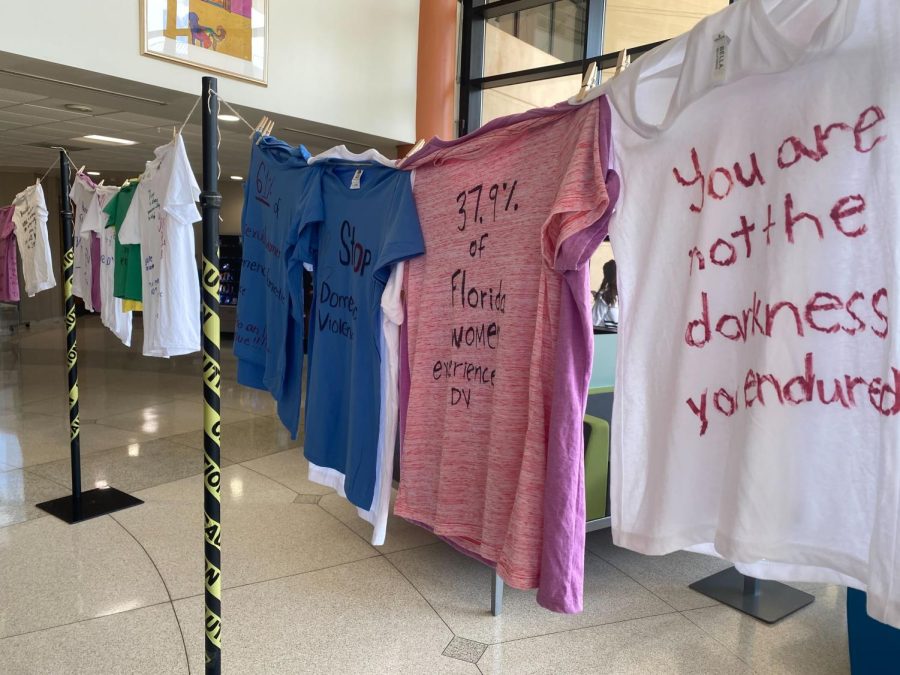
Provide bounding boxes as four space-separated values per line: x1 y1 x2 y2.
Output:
605 0 900 626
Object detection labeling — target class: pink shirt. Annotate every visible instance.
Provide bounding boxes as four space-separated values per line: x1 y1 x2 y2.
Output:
0 205 18 303
397 97 611 603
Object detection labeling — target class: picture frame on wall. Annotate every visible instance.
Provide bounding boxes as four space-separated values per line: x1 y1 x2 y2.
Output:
140 0 268 85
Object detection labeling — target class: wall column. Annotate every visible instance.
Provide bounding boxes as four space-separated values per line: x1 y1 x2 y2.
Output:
400 0 459 155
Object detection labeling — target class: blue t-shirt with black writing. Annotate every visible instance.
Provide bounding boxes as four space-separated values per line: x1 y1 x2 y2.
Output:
233 136 318 437
293 163 424 509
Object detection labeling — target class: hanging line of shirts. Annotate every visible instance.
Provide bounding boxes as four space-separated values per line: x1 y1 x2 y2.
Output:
230 87 612 615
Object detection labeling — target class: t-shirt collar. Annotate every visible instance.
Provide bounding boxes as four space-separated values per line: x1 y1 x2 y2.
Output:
615 0 859 138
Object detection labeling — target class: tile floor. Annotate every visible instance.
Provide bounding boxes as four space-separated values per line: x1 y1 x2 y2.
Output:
0 317 851 674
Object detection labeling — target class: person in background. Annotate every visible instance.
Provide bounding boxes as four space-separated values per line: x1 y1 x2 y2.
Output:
592 259 618 326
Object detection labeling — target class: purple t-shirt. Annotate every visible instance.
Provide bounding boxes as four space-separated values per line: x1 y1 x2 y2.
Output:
0 205 19 303
398 96 618 613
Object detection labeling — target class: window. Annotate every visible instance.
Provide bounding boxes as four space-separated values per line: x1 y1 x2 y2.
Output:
460 0 732 132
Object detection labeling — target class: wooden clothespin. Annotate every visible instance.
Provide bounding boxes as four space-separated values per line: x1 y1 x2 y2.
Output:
398 139 425 167
253 115 274 144
575 62 599 102
615 48 631 76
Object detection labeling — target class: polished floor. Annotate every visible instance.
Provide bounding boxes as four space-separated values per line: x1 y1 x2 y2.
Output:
0 316 850 674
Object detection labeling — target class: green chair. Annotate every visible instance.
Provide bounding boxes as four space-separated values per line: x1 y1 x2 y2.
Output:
584 413 610 521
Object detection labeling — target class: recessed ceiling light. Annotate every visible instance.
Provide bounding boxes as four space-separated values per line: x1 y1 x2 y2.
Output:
86 171 101 176
230 175 244 181
218 114 240 122
64 103 93 113
77 134 138 146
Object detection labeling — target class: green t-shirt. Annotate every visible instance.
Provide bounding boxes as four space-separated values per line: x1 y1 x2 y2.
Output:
104 182 142 302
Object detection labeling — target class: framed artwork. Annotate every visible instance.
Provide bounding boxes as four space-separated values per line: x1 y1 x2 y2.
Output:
141 0 267 85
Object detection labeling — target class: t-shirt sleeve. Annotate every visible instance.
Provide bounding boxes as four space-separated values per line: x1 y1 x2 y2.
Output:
162 138 202 226
102 194 119 228
373 174 425 284
80 194 101 234
118 191 141 245
541 97 612 273
285 172 324 319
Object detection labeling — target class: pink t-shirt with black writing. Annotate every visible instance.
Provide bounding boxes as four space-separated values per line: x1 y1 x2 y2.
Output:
397 97 610 603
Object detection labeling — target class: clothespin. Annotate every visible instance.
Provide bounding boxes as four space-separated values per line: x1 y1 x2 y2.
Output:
172 125 177 141
398 139 425 167
76 165 85 175
252 115 273 143
615 48 631 76
575 62 599 102
98 180 105 187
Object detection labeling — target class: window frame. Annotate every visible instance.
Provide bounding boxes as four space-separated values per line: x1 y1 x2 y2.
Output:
458 0 733 136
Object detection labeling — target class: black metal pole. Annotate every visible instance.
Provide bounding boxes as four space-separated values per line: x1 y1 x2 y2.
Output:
58 150 82 509
200 75 223 675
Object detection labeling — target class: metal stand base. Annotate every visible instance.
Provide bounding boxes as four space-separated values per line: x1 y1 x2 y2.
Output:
491 571 504 616
36 487 143 524
690 567 814 624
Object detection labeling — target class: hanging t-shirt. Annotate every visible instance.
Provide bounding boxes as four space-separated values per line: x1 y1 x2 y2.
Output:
396 97 611 608
70 173 97 312
295 162 424 510
119 135 201 357
82 185 131 346
103 182 142 302
12 182 55 298
0 205 19 303
232 135 316 438
366 260 406 545
605 0 900 628
305 146 403 544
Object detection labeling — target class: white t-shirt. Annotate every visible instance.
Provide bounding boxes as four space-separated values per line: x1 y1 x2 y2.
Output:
81 185 131 347
607 0 900 626
70 174 96 311
119 134 201 357
12 182 55 297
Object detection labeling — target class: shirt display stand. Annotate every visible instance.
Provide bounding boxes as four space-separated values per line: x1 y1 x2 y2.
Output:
35 148 143 524
200 76 223 675
690 568 814 624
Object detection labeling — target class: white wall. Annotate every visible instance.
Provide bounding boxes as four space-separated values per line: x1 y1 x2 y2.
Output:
0 0 420 144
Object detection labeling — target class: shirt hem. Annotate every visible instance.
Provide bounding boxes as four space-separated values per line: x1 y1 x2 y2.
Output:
394 507 539 590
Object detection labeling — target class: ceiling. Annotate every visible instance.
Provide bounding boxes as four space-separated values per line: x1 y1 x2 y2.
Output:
0 52 401 181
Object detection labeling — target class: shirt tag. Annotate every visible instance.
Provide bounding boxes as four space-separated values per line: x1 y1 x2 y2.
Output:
350 169 363 190
712 32 731 84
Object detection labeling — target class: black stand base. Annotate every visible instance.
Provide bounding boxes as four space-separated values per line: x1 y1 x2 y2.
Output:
36 487 143 524
690 567 814 624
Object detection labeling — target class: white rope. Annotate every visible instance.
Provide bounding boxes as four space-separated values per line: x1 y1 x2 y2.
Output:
37 157 59 184
208 89 258 135
178 96 202 135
